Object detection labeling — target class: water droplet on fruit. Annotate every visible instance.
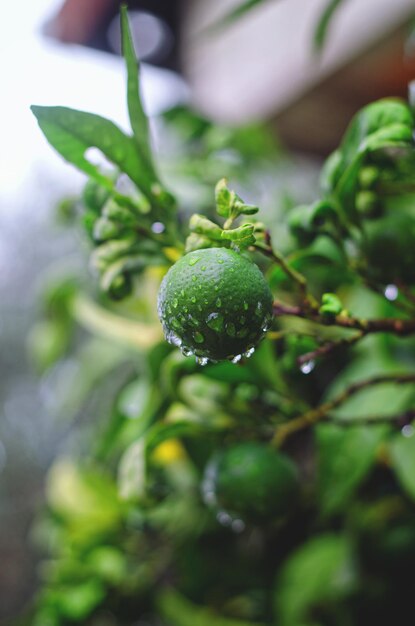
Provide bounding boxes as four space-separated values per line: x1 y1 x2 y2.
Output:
226 322 236 337
206 312 224 333
166 331 182 348
300 360 315 375
236 327 248 338
195 356 209 366
193 331 205 344
255 302 263 317
181 346 194 357
189 257 199 266
243 347 255 358
171 318 181 330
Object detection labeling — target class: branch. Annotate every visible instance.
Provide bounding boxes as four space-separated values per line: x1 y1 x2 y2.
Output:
273 300 415 337
324 408 415 428
272 373 415 446
297 332 363 365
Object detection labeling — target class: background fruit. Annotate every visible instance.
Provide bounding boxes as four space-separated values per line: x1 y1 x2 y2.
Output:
202 442 300 520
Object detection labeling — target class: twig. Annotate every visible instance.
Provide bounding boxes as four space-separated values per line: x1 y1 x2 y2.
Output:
273 300 415 336
272 373 415 446
323 409 415 428
297 332 364 365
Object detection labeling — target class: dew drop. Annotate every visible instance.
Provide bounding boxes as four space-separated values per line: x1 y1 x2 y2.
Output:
195 356 209 366
300 360 315 375
187 314 199 327
181 346 194 357
217 510 233 527
151 221 165 234
206 312 224 333
402 424 414 438
193 331 205 344
226 322 236 337
189 257 199 266
255 302 263 317
171 318 181 330
167 332 182 348
384 284 398 301
231 519 245 533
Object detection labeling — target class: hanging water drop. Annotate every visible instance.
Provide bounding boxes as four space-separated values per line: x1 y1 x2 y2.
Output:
300 360 315 375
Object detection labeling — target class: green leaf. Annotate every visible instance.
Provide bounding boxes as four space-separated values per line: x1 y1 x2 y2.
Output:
120 5 155 172
31 105 157 200
205 0 272 33
390 433 415 501
157 588 266 626
118 439 146 500
275 534 355 626
189 214 224 240
314 0 348 52
221 223 256 247
316 424 388 516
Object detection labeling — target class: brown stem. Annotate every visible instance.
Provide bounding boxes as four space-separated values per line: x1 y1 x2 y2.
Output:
272 373 415 446
297 332 364 365
273 300 415 336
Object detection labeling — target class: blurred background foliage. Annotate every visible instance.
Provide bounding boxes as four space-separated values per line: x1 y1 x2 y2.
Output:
2 1 415 625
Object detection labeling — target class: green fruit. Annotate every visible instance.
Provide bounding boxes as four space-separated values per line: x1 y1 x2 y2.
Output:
362 211 415 285
202 442 300 520
157 248 273 363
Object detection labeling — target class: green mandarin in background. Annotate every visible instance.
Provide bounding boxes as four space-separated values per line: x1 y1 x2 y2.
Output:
202 442 300 521
157 247 274 363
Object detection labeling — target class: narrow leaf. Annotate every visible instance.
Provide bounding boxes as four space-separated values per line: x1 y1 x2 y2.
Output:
31 105 157 200
314 0 348 52
390 433 415 501
207 0 273 33
120 5 155 171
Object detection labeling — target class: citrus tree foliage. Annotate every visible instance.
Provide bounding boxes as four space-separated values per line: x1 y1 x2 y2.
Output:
26 6 415 626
